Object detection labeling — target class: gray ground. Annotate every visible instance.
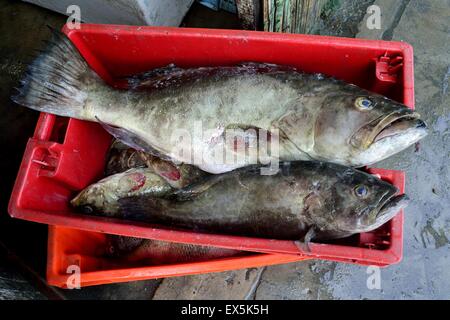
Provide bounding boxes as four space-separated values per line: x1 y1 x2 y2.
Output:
256 0 450 300
0 0 448 299
316 0 376 37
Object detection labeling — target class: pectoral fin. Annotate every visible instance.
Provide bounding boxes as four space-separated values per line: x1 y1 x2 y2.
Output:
171 174 226 201
222 124 283 162
223 124 261 153
294 227 316 253
272 110 315 159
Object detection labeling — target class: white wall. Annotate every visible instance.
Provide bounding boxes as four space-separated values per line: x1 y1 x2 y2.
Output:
23 0 194 26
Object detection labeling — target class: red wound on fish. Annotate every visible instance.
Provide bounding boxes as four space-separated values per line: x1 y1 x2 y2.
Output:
129 173 146 192
153 161 181 181
160 169 181 181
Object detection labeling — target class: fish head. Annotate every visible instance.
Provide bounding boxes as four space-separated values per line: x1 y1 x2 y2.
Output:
312 89 428 166
70 178 119 216
319 167 409 235
70 169 170 216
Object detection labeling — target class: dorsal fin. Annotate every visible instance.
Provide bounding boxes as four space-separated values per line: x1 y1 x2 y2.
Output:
124 62 299 91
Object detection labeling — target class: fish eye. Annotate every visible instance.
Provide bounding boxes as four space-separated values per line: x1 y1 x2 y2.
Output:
355 97 374 110
354 184 369 198
81 205 94 214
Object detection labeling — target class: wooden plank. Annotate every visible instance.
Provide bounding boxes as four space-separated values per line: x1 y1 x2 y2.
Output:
263 0 326 34
235 0 259 30
263 0 270 31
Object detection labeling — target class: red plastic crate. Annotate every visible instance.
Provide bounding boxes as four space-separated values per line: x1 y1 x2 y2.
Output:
46 225 307 288
10 24 413 266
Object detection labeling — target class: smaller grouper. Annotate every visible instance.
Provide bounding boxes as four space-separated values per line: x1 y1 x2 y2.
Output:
72 161 408 246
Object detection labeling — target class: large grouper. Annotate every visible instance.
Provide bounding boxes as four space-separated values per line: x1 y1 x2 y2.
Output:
71 161 409 245
13 31 428 173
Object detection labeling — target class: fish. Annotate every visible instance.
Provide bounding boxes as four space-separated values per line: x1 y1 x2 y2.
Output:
105 140 208 188
71 167 173 216
85 141 226 262
12 31 428 174
106 235 242 265
105 139 147 176
74 161 409 245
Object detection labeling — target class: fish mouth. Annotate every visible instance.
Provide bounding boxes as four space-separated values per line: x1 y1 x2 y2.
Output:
70 193 82 207
70 190 95 213
351 111 427 149
374 193 410 228
373 116 427 143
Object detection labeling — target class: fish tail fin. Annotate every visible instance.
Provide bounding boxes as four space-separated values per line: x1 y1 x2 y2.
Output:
12 30 100 119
